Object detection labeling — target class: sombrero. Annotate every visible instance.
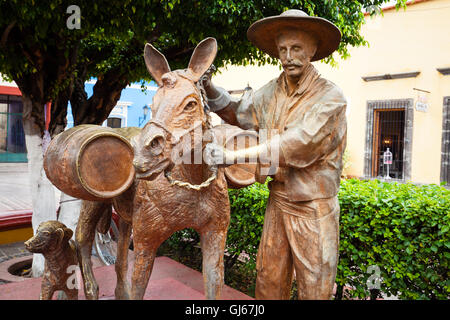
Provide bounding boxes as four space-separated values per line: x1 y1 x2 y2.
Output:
247 9 341 62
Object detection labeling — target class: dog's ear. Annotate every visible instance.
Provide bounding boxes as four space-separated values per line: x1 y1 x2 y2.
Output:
63 227 73 242
55 227 72 243
55 228 65 244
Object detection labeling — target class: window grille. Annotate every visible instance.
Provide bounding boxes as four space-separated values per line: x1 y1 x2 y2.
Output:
364 99 414 181
0 95 27 162
107 117 122 128
441 97 450 186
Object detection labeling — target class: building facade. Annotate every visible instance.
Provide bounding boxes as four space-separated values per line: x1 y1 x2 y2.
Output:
315 0 450 186
212 0 450 186
66 80 157 129
0 78 25 162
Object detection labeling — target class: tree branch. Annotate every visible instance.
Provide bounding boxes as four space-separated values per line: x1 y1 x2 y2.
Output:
0 20 16 47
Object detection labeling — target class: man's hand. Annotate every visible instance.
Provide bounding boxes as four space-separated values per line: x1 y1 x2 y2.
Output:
200 64 216 92
204 142 235 166
200 64 230 113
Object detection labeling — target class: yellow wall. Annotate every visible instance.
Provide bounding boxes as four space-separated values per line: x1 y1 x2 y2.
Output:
212 0 450 184
0 228 33 245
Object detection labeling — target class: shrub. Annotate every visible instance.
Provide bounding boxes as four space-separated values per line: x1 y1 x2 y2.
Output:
161 179 450 300
337 179 449 300
225 182 268 270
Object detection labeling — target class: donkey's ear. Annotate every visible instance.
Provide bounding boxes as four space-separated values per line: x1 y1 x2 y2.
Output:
188 37 217 82
144 43 171 87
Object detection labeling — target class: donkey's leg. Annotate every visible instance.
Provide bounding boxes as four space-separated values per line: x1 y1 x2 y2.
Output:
200 227 228 300
112 183 136 299
130 243 158 300
75 200 109 300
114 218 132 300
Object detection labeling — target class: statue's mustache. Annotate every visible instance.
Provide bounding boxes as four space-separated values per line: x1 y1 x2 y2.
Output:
283 60 303 68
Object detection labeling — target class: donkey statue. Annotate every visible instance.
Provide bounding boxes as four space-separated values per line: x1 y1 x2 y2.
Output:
75 37 230 300
129 37 230 300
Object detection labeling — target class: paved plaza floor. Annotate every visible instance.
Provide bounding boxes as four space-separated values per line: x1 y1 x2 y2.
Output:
0 163 32 212
0 163 252 300
0 163 62 213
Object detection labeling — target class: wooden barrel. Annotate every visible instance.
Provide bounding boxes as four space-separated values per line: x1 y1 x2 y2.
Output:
211 124 258 189
44 125 136 201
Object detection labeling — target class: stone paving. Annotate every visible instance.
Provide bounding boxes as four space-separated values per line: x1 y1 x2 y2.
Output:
0 241 30 263
0 163 60 285
0 241 31 284
0 163 60 212
0 163 31 212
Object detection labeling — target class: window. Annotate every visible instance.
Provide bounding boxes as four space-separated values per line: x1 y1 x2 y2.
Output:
0 95 27 162
106 117 122 128
364 99 414 181
441 97 450 186
372 109 405 179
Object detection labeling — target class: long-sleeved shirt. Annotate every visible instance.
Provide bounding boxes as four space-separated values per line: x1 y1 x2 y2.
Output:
208 63 347 202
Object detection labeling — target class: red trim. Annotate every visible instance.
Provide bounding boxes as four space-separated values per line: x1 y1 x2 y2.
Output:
0 209 120 232
364 0 431 16
45 101 51 131
0 210 32 231
0 85 21 96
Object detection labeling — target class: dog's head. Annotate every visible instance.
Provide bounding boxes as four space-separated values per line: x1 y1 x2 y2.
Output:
24 221 73 254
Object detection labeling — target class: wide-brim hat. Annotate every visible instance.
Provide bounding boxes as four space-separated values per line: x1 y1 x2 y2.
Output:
247 9 341 62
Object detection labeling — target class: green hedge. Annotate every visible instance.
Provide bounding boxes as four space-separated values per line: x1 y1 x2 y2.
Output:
225 182 269 270
164 179 450 300
337 179 449 300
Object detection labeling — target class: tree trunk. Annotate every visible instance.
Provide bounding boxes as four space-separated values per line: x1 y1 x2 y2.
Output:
57 193 82 239
22 96 57 277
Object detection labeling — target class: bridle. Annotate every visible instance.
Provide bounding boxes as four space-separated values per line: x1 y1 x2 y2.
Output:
147 67 219 190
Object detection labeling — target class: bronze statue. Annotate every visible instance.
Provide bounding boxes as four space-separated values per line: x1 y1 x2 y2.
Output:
24 221 79 300
74 127 141 300
129 37 231 300
72 38 232 300
203 9 347 299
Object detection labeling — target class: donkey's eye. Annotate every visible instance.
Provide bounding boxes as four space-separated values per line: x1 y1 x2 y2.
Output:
184 100 197 111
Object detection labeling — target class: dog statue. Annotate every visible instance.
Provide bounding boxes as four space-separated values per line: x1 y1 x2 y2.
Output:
24 221 79 300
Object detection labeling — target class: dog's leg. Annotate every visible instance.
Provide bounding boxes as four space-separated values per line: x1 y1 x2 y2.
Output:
200 227 228 300
75 200 109 300
40 279 55 300
114 218 132 300
64 288 79 300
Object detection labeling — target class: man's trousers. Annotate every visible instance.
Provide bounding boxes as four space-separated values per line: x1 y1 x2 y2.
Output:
255 182 340 300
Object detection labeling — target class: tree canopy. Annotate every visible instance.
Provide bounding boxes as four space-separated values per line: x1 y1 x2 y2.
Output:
0 0 407 135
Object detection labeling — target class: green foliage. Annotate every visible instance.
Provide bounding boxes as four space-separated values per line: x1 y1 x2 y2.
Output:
0 0 137 93
1 0 409 132
226 182 269 270
337 179 450 300
1 0 408 92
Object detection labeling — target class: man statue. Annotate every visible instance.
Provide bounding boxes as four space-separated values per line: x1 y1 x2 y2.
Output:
203 9 347 299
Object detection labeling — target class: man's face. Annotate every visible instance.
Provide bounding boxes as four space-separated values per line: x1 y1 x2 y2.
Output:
276 29 317 81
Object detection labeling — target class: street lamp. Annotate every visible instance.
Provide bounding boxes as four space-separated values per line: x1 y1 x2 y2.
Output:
139 105 150 126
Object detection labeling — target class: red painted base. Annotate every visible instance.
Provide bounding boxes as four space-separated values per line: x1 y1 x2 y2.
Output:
0 256 253 300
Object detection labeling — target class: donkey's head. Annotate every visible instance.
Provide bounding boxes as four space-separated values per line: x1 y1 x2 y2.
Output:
133 38 217 181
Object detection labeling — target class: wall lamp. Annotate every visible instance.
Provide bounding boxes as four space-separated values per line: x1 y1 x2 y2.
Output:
138 105 150 126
